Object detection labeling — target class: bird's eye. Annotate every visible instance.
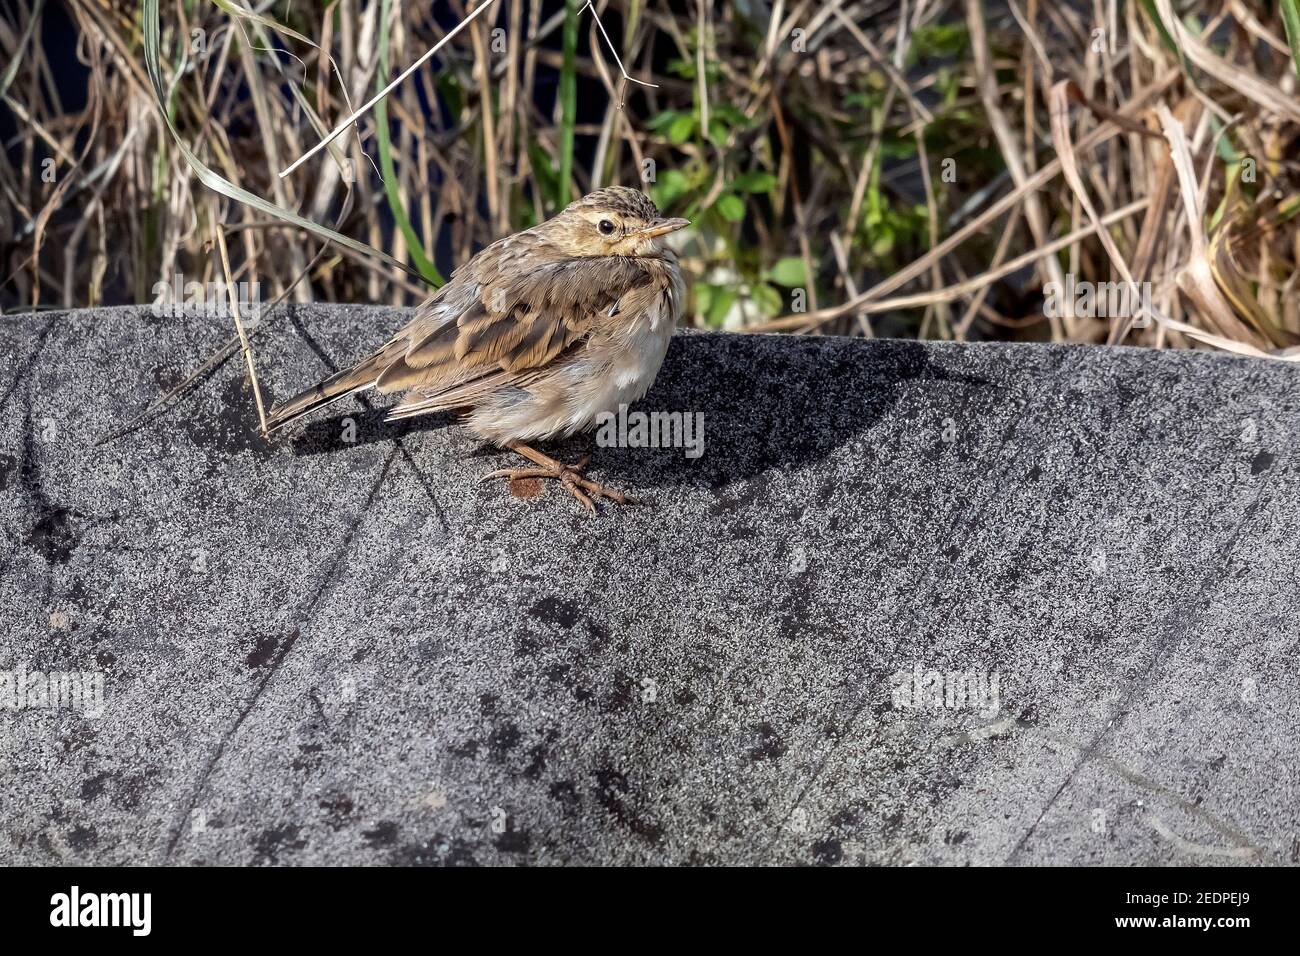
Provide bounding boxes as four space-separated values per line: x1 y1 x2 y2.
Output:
598 219 616 235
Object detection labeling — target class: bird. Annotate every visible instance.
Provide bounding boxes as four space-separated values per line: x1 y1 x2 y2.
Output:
264 186 689 514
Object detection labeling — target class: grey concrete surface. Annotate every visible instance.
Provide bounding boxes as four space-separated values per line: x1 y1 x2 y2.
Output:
1 304 1297 866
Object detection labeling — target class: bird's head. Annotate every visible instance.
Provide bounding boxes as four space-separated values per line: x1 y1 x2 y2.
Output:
543 186 690 259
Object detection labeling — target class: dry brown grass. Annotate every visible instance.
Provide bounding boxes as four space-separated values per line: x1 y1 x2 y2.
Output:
1 0 1298 361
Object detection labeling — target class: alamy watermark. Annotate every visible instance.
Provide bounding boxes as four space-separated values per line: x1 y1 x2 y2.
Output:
1 664 104 718
151 271 263 322
595 403 704 459
50 887 150 936
890 664 1001 717
1044 274 1152 327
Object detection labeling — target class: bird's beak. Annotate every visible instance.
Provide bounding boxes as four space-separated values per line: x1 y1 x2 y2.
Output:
639 217 691 238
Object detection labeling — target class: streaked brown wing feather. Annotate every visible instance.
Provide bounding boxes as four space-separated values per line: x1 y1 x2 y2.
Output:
382 253 650 405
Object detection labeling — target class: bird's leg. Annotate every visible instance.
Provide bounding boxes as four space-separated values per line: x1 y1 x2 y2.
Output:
480 442 638 515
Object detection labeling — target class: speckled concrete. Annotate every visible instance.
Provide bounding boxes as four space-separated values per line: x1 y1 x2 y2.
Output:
1 304 1297 866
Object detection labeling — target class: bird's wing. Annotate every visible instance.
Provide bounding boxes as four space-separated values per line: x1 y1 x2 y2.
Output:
376 254 651 400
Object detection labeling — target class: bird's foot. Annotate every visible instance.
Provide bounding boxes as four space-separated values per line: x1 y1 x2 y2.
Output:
480 447 637 516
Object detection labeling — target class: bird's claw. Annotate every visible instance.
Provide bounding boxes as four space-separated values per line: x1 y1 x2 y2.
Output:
480 455 638 515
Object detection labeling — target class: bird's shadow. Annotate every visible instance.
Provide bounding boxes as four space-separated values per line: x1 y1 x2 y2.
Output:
288 334 990 490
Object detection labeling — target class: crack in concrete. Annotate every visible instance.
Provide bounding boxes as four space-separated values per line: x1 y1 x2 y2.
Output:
161 446 399 862
1004 434 1288 864
162 307 458 862
943 720 1265 859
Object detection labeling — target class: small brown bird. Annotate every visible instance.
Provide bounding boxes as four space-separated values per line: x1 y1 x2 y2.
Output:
265 186 688 513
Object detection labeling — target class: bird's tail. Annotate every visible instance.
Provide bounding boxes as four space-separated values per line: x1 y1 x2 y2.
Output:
265 348 396 433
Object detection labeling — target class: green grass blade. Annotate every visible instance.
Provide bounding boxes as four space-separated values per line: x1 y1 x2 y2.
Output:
141 0 428 284
376 0 444 284
1281 0 1300 82
1139 0 1193 80
625 0 642 44
557 0 580 209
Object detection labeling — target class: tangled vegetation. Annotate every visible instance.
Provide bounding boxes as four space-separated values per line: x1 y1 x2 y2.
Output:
1 0 1298 361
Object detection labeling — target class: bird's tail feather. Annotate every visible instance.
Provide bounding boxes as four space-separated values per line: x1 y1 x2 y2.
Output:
265 353 389 433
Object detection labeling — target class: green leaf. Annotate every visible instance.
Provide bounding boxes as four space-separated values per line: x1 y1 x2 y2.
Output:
845 91 884 111
881 137 918 160
667 58 695 79
651 169 689 207
765 257 806 287
908 23 968 61
1274 194 1300 225
750 283 784 317
667 114 696 144
937 67 959 104
711 105 748 128
871 224 896 257
694 283 714 316
436 72 463 122
693 282 737 327
715 193 746 222
706 286 737 327
645 110 682 131
1209 114 1243 163
732 171 777 193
